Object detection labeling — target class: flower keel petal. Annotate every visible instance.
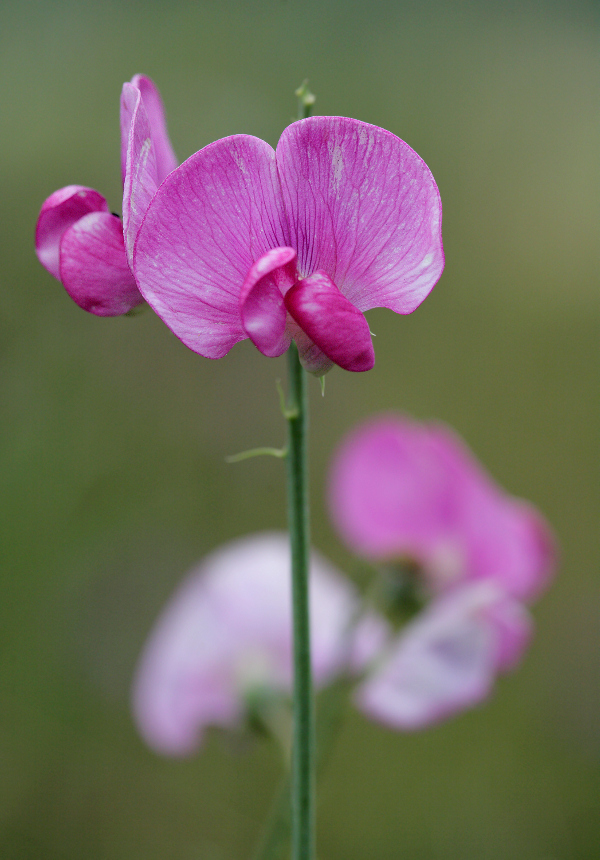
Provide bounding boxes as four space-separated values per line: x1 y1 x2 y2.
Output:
240 247 296 357
36 186 109 279
284 271 375 372
59 211 142 316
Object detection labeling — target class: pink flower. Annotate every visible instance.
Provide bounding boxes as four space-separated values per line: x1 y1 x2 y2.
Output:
328 414 556 729
35 75 177 316
132 533 387 756
132 118 444 374
356 580 532 730
328 415 555 600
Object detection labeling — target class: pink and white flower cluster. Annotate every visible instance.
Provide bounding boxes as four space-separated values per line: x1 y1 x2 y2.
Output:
132 416 555 754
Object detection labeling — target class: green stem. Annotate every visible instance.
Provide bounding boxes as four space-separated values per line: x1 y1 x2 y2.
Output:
285 342 314 860
251 679 353 860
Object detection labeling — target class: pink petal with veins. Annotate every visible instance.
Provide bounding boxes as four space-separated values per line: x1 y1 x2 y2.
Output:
133 116 444 366
285 271 375 372
59 211 142 316
35 186 108 279
276 117 444 314
134 135 288 358
240 247 296 357
129 74 178 183
121 82 159 264
121 75 177 186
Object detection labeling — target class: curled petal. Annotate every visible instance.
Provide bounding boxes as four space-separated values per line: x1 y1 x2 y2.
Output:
276 117 444 314
59 211 142 316
36 186 108 279
127 74 178 184
240 247 296 357
134 135 287 358
121 82 159 265
284 271 375 372
356 582 529 730
132 533 372 755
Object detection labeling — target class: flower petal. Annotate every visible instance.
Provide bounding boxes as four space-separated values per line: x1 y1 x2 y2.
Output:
35 186 108 279
486 595 532 672
133 135 287 358
423 423 556 600
460 494 557 602
328 415 460 561
128 74 177 184
240 247 296 357
121 82 159 265
276 116 444 314
284 271 375 372
356 582 520 730
121 77 179 267
288 324 334 376
59 211 142 316
132 532 367 755
328 414 556 601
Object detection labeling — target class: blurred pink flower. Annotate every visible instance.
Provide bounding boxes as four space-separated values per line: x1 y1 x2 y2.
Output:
328 414 556 729
132 532 387 756
328 415 555 600
132 118 444 374
35 74 177 316
356 580 532 730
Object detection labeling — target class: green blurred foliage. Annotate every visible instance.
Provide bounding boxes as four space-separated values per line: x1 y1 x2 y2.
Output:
0 0 598 857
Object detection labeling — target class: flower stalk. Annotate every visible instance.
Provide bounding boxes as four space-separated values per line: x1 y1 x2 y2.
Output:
285 341 314 860
281 83 318 860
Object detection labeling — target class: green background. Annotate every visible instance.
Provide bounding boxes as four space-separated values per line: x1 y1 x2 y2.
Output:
1 0 598 857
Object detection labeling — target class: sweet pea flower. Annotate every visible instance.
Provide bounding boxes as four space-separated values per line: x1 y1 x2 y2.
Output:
356 580 532 730
132 117 444 374
35 74 177 315
328 415 555 600
328 414 555 729
132 532 387 756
